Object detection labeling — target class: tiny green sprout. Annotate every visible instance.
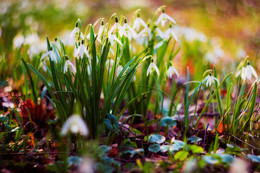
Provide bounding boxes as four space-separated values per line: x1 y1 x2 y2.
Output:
101 20 104 25
55 37 58 42
124 18 127 23
169 23 173 28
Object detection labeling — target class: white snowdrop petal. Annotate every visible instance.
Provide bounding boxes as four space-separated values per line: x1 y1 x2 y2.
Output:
165 14 176 24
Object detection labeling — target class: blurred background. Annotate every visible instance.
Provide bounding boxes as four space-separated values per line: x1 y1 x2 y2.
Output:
0 0 260 83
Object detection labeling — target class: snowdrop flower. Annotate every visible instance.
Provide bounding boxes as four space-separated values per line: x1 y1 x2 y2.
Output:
167 65 179 79
40 47 58 63
61 114 89 136
53 38 61 51
108 33 123 46
236 62 258 82
203 73 219 87
121 18 137 40
64 59 76 74
133 13 147 32
147 60 159 76
116 65 123 76
137 25 152 41
165 25 179 42
13 34 25 48
157 25 178 42
74 40 90 59
97 20 106 43
108 17 123 36
70 23 84 42
156 8 176 27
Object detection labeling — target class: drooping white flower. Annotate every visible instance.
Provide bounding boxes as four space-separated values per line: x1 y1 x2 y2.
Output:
74 41 90 59
61 114 89 136
147 61 159 76
108 33 123 46
97 20 107 43
167 65 179 79
137 26 152 41
40 48 58 63
133 14 147 32
121 18 137 40
236 63 258 82
165 26 179 42
64 60 76 74
70 24 84 42
156 9 176 27
203 74 219 87
108 17 123 36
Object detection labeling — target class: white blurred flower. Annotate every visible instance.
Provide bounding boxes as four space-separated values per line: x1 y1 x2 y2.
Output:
24 33 40 45
236 48 247 59
40 48 58 63
228 158 248 173
167 65 179 79
64 60 76 74
156 9 176 27
147 61 159 76
78 157 94 173
61 114 89 136
28 41 46 59
203 74 219 87
13 34 25 48
133 15 147 32
106 59 114 71
236 63 258 82
108 33 123 46
205 46 224 64
116 65 123 76
60 30 75 46
175 26 207 42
